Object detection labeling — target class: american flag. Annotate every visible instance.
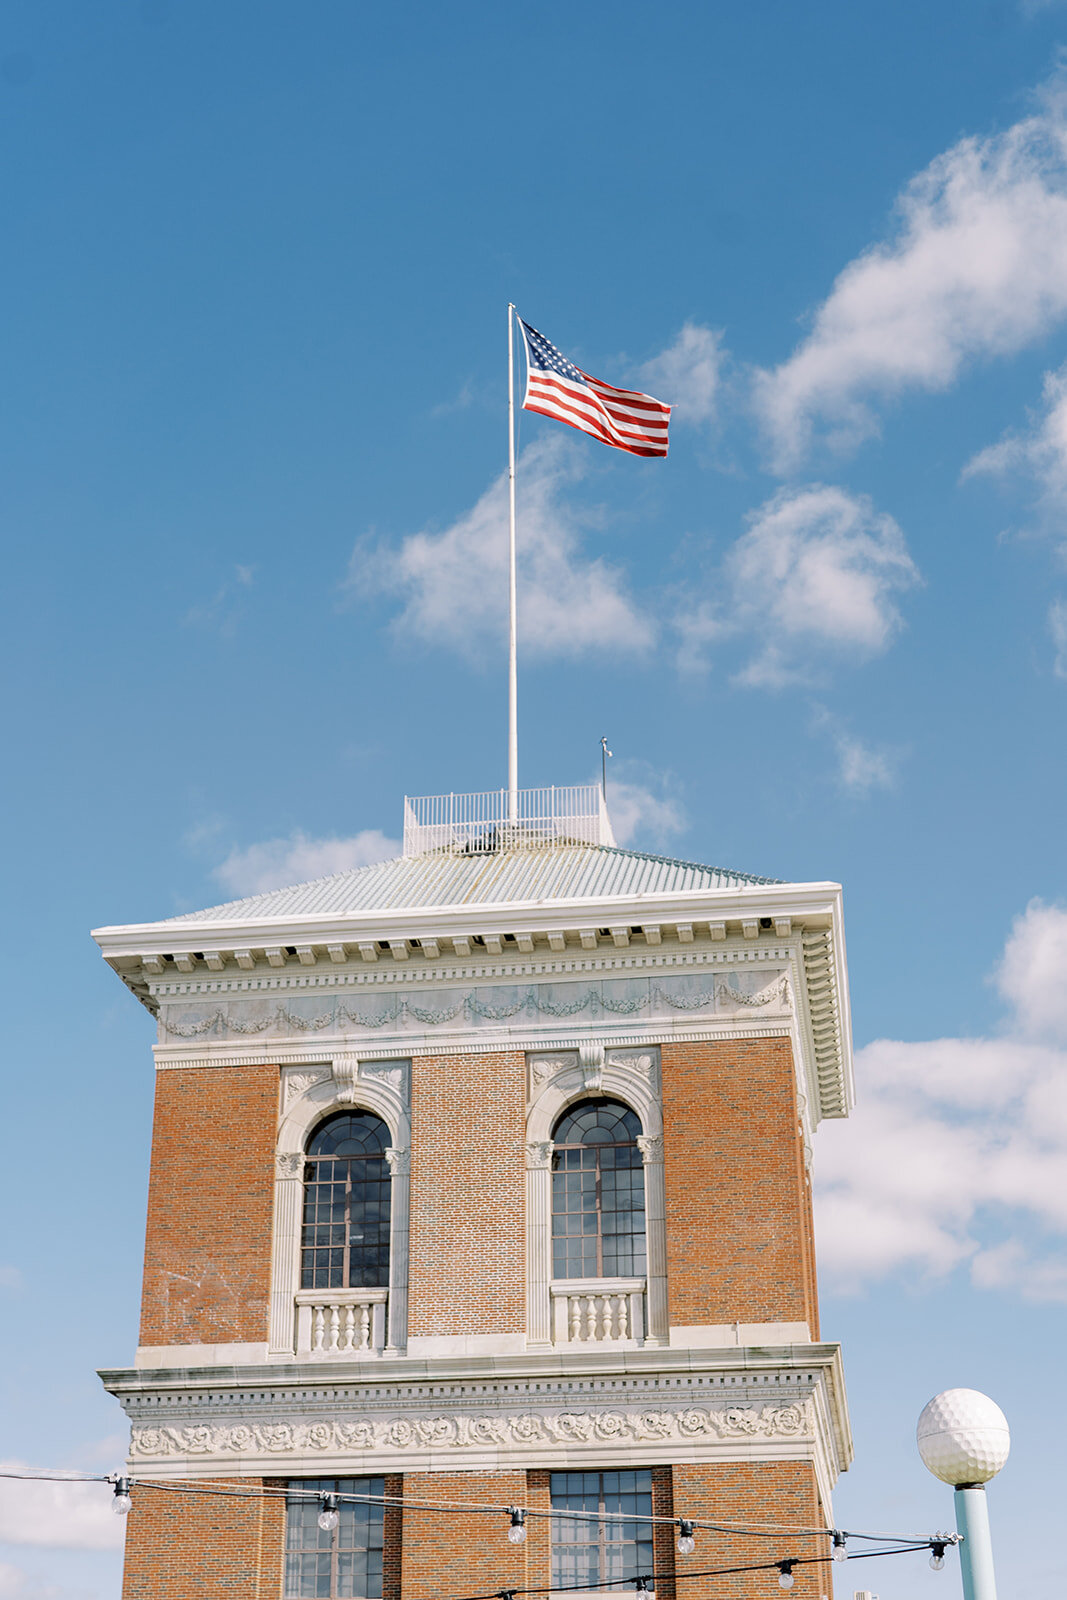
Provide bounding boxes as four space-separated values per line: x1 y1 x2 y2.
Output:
518 318 670 458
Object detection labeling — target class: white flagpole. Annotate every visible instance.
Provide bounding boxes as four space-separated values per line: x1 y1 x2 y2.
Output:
507 303 518 825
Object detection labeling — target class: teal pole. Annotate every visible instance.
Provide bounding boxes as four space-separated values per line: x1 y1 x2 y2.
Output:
954 1486 997 1600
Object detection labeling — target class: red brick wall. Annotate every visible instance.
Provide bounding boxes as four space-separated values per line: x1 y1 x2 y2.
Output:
121 1478 284 1599
400 1471 531 1599
671 1463 829 1599
383 1473 403 1600
661 1039 819 1334
139 1063 279 1347
408 1049 526 1336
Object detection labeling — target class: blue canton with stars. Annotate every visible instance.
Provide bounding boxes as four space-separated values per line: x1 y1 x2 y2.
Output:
520 319 585 383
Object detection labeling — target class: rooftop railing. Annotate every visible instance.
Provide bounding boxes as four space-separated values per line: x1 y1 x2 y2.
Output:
402 785 616 857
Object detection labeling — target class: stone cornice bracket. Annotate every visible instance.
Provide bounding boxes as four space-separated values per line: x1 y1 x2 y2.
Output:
526 1140 554 1170
332 1053 361 1103
384 1146 410 1176
636 1134 664 1165
578 1042 605 1091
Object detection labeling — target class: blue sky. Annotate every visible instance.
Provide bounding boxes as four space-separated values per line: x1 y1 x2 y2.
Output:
3 1 1067 1593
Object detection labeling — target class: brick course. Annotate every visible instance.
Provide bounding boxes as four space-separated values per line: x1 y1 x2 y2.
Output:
671 1462 829 1599
120 1478 284 1599
139 1062 279 1347
408 1049 526 1336
400 1471 532 1599
661 1039 819 1333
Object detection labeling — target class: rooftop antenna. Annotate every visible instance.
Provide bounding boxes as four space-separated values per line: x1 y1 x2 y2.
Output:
600 736 612 800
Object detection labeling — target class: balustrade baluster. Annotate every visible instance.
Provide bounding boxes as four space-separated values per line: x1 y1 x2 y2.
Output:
312 1306 325 1353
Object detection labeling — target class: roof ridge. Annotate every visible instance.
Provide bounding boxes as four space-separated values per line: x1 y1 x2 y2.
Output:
587 841 783 885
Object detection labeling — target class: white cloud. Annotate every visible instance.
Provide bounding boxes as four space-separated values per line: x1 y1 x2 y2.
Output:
0 1564 60 1600
637 323 724 424
603 766 686 848
756 85 1067 465
183 564 254 633
995 897 1067 1037
353 435 654 659
214 829 399 897
678 485 919 685
0 1466 123 1552
815 901 1067 1300
1052 598 1067 676
811 707 897 793
964 362 1067 529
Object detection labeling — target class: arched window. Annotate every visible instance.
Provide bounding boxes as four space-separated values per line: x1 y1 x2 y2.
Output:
301 1112 391 1290
551 1099 646 1279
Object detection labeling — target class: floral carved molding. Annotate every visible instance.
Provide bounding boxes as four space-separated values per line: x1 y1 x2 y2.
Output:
130 1399 811 1460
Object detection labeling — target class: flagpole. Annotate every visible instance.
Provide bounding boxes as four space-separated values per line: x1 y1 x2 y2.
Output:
507 302 518 825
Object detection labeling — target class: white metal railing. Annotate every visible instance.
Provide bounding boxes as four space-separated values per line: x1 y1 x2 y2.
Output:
403 786 615 857
550 1278 646 1344
294 1288 388 1357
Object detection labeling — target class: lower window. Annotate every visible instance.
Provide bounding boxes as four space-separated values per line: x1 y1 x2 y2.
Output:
551 1470 654 1591
285 1477 385 1600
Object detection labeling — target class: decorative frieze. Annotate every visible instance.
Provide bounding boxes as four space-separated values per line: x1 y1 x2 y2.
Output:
159 972 793 1050
130 1397 812 1461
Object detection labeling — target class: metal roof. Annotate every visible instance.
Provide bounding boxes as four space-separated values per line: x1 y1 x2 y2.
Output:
160 843 782 927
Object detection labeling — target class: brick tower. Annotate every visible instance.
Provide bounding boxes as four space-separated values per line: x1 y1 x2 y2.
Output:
95 785 853 1599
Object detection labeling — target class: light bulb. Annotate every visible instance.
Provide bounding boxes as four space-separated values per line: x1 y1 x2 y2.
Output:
677 1520 696 1555
930 1551 945 1571
778 1564 795 1590
636 1580 655 1600
507 1509 527 1544
318 1494 339 1533
111 1478 132 1516
831 1531 847 1563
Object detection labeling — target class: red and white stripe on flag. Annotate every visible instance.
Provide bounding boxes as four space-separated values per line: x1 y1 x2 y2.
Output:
518 318 670 458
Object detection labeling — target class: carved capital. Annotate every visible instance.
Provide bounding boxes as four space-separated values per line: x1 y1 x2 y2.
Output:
385 1146 410 1176
578 1042 605 1091
526 1140 554 1170
636 1135 664 1165
275 1150 304 1178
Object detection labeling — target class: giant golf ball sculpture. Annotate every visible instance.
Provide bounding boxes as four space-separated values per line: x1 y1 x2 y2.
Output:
917 1389 1009 1600
916 1389 1011 1485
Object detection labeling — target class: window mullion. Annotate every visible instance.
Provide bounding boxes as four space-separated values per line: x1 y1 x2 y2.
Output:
343 1160 353 1290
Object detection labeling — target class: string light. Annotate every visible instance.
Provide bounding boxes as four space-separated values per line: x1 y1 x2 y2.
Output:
0 1466 960 1591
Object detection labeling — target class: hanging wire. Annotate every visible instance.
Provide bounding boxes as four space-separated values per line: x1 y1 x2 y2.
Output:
0 1468 956 1550
442 1542 942 1600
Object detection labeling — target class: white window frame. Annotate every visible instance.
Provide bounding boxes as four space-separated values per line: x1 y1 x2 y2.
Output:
271 1056 411 1358
525 1045 667 1348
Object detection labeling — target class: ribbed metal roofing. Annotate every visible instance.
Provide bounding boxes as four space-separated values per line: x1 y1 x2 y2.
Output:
161 843 782 926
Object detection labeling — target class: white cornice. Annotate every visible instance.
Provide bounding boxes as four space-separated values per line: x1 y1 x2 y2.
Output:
92 882 843 962
93 880 853 1121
